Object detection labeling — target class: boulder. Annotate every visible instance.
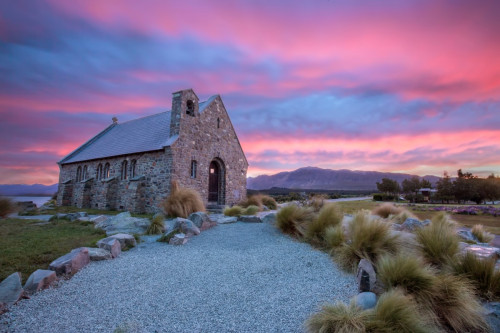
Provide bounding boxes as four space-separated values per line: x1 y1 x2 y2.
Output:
97 238 121 258
0 302 7 315
169 233 188 245
483 302 500 333
23 269 57 294
49 247 90 276
357 259 377 293
262 213 277 224
400 218 428 232
77 212 88 218
239 215 262 223
0 272 23 306
78 217 90 222
91 215 109 225
188 212 216 230
463 244 500 260
209 214 238 224
16 201 37 214
353 292 377 310
457 229 479 243
95 212 150 235
164 219 178 234
109 233 137 249
174 218 200 236
88 247 113 261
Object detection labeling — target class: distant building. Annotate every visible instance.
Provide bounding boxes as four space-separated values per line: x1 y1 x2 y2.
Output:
418 188 437 202
56 89 248 213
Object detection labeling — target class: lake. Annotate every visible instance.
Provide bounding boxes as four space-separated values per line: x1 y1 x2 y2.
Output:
8 196 52 207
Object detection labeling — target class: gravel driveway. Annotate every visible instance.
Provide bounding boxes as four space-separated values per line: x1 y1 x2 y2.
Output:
1 222 357 333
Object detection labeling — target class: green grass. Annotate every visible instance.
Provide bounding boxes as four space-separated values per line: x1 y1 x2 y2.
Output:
0 217 106 283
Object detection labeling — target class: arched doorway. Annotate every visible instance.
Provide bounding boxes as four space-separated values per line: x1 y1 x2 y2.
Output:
208 159 225 204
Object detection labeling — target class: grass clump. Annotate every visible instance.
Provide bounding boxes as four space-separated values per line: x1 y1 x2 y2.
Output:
157 228 180 243
335 211 400 272
325 225 345 249
306 301 368 333
390 210 417 224
276 204 315 238
415 212 459 267
471 224 494 243
261 195 278 210
224 206 244 217
452 252 500 300
308 195 327 212
0 196 16 218
146 214 165 235
305 203 343 245
372 203 403 219
241 194 277 210
161 180 205 218
243 205 260 215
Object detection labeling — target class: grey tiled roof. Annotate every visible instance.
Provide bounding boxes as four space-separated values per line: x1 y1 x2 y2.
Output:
60 111 173 164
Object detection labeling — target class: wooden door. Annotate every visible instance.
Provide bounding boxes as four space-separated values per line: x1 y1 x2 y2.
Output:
208 161 219 202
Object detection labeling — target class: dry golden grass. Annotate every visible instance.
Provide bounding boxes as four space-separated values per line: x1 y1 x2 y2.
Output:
390 210 417 224
161 180 205 218
243 205 260 215
224 206 244 217
325 225 345 250
306 301 369 333
260 195 278 210
145 214 165 235
308 194 327 212
276 204 315 238
305 203 343 245
471 224 495 243
372 203 403 219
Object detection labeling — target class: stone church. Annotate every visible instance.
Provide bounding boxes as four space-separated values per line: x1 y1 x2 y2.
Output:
56 89 248 213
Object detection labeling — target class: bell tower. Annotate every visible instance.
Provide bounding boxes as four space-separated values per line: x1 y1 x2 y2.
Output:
170 89 199 137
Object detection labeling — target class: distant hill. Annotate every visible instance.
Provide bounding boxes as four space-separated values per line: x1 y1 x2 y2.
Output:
247 167 440 191
0 184 58 196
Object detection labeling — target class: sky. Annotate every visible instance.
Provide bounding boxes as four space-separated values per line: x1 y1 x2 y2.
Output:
1 0 500 185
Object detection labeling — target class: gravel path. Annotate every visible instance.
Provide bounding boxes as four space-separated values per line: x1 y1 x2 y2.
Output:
1 222 357 333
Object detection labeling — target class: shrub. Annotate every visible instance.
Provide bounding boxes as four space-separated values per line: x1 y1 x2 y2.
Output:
239 195 263 210
161 181 205 218
366 289 434 333
324 225 345 249
243 205 260 215
0 196 16 218
276 204 315 238
260 195 278 210
376 254 436 305
305 203 343 244
471 224 494 243
415 212 459 267
335 211 400 272
308 194 327 212
224 206 244 217
306 301 368 333
146 214 165 235
373 193 396 201
372 203 403 218
452 252 500 300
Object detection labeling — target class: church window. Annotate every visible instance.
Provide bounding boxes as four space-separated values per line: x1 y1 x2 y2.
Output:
130 160 136 178
121 160 128 180
186 100 194 116
82 165 88 180
96 164 103 180
217 118 220 128
76 166 82 182
104 163 110 179
191 160 197 178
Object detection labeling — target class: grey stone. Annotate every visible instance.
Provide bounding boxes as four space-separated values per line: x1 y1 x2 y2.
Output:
49 247 90 276
217 216 238 224
97 212 150 236
457 229 479 243
188 212 214 229
164 219 178 234
400 218 426 232
356 259 377 293
16 201 37 214
174 218 201 236
23 269 57 294
77 217 90 222
88 247 113 261
239 215 262 223
483 302 500 333
169 233 188 245
91 215 109 225
109 233 137 249
0 272 23 306
0 302 7 315
66 213 80 221
261 213 276 224
463 244 500 260
353 292 377 310
97 238 121 258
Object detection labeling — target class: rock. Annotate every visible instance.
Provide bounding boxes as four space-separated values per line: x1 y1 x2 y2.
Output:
65 213 81 221
49 247 90 276
164 219 178 234
391 223 403 231
261 213 276 224
209 214 238 224
353 292 377 310
78 217 90 222
464 244 500 260
109 233 137 249
95 212 150 235
400 218 427 232
457 229 479 243
97 238 121 258
16 201 37 214
0 272 23 306
0 302 7 315
188 212 216 230
483 302 500 333
239 215 262 223
174 218 201 236
357 259 377 293
23 269 57 294
169 233 188 245
77 212 88 218
88 247 113 261
91 215 109 225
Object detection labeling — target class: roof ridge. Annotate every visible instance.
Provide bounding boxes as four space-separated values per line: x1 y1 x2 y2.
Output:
118 110 171 125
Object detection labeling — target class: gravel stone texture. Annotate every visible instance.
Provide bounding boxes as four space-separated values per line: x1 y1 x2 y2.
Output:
1 222 357 333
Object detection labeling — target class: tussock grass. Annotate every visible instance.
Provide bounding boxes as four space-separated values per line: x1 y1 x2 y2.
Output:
452 252 500 301
161 181 205 218
0 196 16 218
224 206 244 217
146 214 165 235
243 205 260 215
415 212 459 267
471 224 494 243
260 195 278 210
276 204 315 238
157 228 179 243
390 210 417 224
308 195 327 212
306 301 368 333
335 211 400 272
239 194 277 210
305 203 343 245
325 225 345 249
372 203 403 219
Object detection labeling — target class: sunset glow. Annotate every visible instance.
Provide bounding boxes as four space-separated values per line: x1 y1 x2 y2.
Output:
1 0 499 185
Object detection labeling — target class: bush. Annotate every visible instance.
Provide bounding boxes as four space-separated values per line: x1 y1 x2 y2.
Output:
276 204 315 238
0 196 16 218
335 211 400 271
260 195 278 210
372 203 403 218
452 252 500 300
471 224 494 243
373 193 396 202
305 203 343 245
161 181 205 218
146 214 165 235
243 205 260 215
306 301 368 333
415 212 459 267
224 205 244 217
308 194 327 212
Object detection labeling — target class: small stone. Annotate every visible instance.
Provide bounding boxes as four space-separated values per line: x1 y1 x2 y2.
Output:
169 233 188 245
353 292 377 310
49 247 90 276
91 215 109 225
239 215 262 223
24 269 57 294
457 229 479 243
97 238 122 258
174 218 201 236
262 213 276 224
88 247 113 261
77 212 88 218
356 259 377 293
109 233 137 249
217 216 238 224
0 272 23 306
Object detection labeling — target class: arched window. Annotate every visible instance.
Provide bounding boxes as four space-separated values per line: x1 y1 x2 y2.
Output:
76 166 82 182
217 118 220 128
96 164 103 180
121 160 128 180
191 160 197 179
104 163 110 179
186 100 194 116
82 165 88 180
130 160 136 179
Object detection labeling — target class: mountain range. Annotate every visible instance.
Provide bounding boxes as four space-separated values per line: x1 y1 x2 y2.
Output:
0 184 58 196
247 167 441 191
